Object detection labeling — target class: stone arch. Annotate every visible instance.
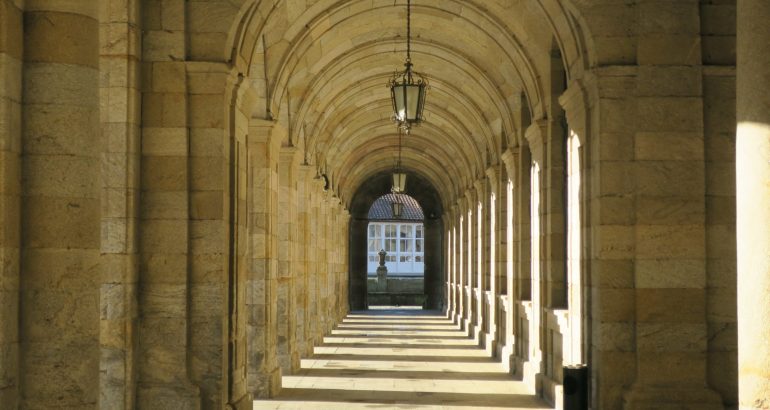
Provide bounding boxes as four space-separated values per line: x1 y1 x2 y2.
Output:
348 171 445 310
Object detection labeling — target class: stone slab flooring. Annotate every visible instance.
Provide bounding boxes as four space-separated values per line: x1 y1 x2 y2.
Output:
254 307 550 409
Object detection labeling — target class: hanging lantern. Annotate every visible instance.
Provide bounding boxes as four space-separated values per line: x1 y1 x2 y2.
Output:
389 0 428 132
392 197 404 218
392 172 407 193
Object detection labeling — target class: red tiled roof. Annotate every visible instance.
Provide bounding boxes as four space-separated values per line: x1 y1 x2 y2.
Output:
368 193 424 220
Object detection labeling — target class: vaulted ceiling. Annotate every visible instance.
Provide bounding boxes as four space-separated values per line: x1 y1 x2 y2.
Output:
228 0 589 208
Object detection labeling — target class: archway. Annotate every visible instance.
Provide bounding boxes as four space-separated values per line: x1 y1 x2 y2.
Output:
348 172 444 311
366 193 425 306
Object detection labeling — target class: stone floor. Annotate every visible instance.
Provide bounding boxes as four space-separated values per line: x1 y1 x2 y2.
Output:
254 307 550 409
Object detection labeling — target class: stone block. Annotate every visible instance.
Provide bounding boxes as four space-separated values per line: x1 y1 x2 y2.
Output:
23 154 99 197
705 195 735 225
636 288 705 323
141 252 187 284
142 30 185 62
638 2 700 36
142 127 187 156
191 128 224 157
636 196 704 225
706 287 737 324
140 284 187 318
191 156 224 191
141 191 187 220
597 161 635 195
152 62 186 93
189 94 225 128
591 322 634 352
0 54 21 99
636 97 703 133
636 67 702 98
636 258 706 288
0 1 22 59
590 259 634 289
637 322 707 352
593 225 635 260
24 62 99 106
637 34 701 65
592 288 635 322
634 132 703 161
636 352 708 385
191 190 224 220
24 11 98 68
21 289 98 343
190 220 225 254
24 105 99 156
22 248 99 290
705 161 735 196
21 341 98 407
635 224 705 259
140 219 188 254
0 290 17 343
22 197 100 249
141 156 187 191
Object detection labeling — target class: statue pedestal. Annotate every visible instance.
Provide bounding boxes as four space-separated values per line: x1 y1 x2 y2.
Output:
376 267 388 292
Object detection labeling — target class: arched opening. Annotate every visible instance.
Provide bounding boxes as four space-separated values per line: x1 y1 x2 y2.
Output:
348 172 444 311
366 193 425 306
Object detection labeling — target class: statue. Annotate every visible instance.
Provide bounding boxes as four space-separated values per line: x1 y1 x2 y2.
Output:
378 249 387 267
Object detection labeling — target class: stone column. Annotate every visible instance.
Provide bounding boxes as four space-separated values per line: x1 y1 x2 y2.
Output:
277 147 300 373
99 0 142 407
464 189 475 334
21 1 102 408
485 166 500 354
244 119 283 398
443 212 454 317
296 164 313 357
501 148 520 372
524 120 547 391
457 199 466 326
473 179 486 342
737 1 770 408
0 1 22 406
558 82 590 366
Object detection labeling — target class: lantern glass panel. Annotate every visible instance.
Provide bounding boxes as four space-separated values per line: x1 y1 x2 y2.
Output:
392 173 406 192
405 84 421 121
392 84 406 121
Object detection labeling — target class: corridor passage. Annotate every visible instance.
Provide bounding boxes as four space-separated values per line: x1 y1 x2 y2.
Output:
255 308 550 409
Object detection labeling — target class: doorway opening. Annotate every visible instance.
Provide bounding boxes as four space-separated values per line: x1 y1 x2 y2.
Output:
366 193 425 306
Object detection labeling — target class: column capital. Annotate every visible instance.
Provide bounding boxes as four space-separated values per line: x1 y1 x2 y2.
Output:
485 165 500 193
500 147 520 176
525 119 548 166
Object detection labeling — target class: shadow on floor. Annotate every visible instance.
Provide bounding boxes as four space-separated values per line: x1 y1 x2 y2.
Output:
254 309 550 409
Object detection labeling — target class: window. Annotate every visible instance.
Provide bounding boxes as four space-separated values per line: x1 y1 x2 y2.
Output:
367 221 425 276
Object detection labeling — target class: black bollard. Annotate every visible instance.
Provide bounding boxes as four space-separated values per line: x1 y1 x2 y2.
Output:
563 364 588 410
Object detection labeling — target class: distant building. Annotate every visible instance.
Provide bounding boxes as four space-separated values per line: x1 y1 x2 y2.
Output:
367 193 424 276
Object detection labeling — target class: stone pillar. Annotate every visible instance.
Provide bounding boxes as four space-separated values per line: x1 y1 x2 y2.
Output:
244 119 282 398
501 148 520 372
99 0 142 407
296 164 313 357
485 166 501 354
277 147 300 374
737 1 770 408
624 0 721 404
524 120 547 391
0 1 22 406
473 179 486 342
443 212 454 317
457 200 465 326
559 80 590 367
464 190 475 334
20 2 102 408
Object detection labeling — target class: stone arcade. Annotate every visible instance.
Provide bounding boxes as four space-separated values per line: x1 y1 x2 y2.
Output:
0 0 768 409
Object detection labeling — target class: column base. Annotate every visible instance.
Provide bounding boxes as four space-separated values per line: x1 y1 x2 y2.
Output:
623 385 723 410
499 342 514 373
